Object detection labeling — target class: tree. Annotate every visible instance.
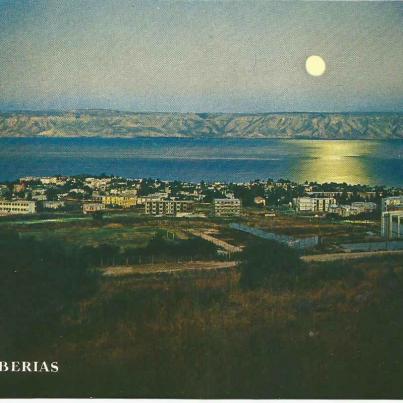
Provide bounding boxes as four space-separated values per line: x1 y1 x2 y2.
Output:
92 211 104 222
239 240 303 290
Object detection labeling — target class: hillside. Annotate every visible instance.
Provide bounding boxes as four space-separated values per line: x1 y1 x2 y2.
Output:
0 111 402 139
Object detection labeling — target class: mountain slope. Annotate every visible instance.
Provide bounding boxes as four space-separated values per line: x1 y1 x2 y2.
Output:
0 111 401 139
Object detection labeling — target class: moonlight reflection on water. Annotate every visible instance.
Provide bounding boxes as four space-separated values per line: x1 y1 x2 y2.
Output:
289 140 376 185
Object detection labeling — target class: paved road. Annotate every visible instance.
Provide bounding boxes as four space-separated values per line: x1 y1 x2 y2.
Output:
302 249 403 263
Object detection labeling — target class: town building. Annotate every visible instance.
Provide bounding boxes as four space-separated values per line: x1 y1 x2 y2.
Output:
110 189 138 197
42 201 65 210
144 199 194 216
293 197 336 213
351 202 377 213
19 176 40 183
328 204 360 217
100 195 137 208
84 177 112 190
31 188 48 201
382 196 403 212
82 203 105 214
213 198 241 217
0 200 36 215
39 176 67 186
306 191 346 198
381 210 403 240
13 183 26 193
137 193 170 205
328 201 377 217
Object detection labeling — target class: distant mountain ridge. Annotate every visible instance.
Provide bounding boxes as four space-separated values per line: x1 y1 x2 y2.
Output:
0 111 401 139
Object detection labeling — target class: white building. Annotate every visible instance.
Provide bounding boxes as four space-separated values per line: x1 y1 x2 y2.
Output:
84 177 112 190
293 197 336 213
329 201 377 217
43 201 65 210
382 196 403 212
213 198 241 217
39 176 67 186
0 200 36 215
351 202 377 213
382 210 403 240
137 193 170 205
82 203 105 214
144 200 194 216
328 204 360 217
31 188 48 201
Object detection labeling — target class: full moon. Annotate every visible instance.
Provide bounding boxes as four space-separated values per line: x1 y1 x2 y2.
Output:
305 55 326 77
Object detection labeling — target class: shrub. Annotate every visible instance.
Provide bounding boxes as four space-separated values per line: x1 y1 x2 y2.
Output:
239 240 302 290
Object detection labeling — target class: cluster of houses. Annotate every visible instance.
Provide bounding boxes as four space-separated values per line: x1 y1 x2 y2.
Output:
292 196 377 217
0 176 243 218
1 176 402 239
291 195 403 240
83 197 242 218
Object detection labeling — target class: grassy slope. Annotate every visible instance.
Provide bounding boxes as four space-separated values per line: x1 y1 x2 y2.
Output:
2 255 403 398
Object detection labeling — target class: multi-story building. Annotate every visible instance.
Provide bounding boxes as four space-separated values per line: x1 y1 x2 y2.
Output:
144 200 194 216
306 191 346 198
0 200 36 215
381 196 403 239
13 183 26 193
110 189 138 197
213 198 241 217
137 193 170 205
42 201 65 210
39 176 67 186
293 197 336 213
84 177 112 190
329 202 378 217
382 196 403 212
351 202 377 213
382 210 403 240
328 204 360 217
82 203 105 214
100 195 137 208
31 188 48 201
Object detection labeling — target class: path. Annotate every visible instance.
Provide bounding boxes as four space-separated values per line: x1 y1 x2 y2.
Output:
102 260 237 277
302 249 403 263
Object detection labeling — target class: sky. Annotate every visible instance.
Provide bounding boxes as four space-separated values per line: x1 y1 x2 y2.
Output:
0 0 402 113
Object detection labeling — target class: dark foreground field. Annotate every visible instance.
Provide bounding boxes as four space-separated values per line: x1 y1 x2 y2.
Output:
1 232 403 398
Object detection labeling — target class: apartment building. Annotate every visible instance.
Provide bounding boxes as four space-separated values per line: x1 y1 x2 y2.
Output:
213 198 241 217
42 201 65 210
381 210 403 240
100 195 137 208
0 200 36 215
329 202 377 217
293 197 336 213
137 193 170 205
351 202 377 213
382 196 403 212
82 203 105 214
144 199 194 216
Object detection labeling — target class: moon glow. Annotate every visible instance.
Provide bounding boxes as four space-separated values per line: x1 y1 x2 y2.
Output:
305 55 326 77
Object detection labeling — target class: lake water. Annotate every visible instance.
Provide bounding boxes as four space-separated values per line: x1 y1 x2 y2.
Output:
0 137 402 186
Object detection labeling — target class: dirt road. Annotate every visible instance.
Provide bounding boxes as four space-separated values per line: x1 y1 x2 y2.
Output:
102 260 238 277
302 249 403 263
